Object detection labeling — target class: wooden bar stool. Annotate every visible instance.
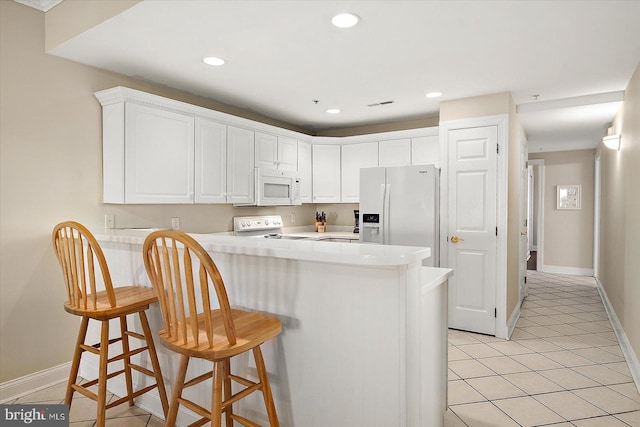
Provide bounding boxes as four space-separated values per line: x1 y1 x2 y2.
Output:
142 229 281 427
52 221 169 427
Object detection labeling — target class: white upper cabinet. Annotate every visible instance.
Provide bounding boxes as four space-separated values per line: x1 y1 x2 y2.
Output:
312 144 341 203
226 126 255 205
411 135 440 166
379 138 411 166
255 132 278 169
97 88 440 206
277 136 298 171
341 142 379 203
121 103 195 204
297 141 313 203
255 132 298 171
194 117 227 203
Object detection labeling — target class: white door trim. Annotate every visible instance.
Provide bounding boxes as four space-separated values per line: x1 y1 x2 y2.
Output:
439 114 508 338
528 159 545 273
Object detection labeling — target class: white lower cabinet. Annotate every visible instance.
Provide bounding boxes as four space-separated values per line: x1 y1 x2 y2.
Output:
120 103 195 204
312 144 341 203
226 126 255 204
341 142 379 202
194 118 227 203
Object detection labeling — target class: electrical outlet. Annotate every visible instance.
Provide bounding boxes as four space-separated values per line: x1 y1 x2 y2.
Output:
171 217 180 230
290 213 296 223
105 214 115 229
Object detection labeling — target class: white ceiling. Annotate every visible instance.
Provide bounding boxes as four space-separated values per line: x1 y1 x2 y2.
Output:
47 0 640 151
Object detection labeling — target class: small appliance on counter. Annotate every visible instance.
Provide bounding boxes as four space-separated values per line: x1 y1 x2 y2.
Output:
354 209 359 234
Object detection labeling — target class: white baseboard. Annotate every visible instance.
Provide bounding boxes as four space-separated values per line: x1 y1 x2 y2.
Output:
540 264 594 276
506 300 522 340
0 362 70 403
596 278 640 394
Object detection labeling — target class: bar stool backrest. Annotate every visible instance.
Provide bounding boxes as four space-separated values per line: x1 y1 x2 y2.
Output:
52 221 116 310
142 230 237 349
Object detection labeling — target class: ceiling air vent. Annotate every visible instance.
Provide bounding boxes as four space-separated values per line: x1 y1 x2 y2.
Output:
367 100 395 107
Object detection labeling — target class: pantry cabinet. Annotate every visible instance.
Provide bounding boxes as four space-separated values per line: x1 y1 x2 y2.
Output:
255 132 297 171
194 118 227 203
312 144 341 203
226 126 255 205
341 142 379 202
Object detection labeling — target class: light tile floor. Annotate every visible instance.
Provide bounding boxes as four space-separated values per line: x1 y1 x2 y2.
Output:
4 378 164 426
446 271 640 427
5 272 639 426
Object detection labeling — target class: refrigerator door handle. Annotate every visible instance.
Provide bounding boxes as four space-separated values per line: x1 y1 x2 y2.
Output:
383 183 390 245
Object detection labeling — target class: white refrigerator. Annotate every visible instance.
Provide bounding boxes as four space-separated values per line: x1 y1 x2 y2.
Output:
359 164 439 267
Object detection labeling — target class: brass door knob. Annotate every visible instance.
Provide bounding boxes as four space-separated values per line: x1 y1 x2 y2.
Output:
450 235 464 243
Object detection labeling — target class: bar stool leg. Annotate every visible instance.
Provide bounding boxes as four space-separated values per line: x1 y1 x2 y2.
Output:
253 347 279 427
211 361 224 427
119 316 134 407
166 355 189 427
96 320 110 427
65 316 89 406
223 359 233 427
139 310 169 417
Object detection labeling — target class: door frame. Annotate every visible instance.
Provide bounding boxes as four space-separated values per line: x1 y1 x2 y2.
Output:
527 159 545 272
519 132 529 303
439 114 509 339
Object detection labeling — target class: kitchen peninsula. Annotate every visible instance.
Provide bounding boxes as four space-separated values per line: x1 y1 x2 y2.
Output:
87 229 451 427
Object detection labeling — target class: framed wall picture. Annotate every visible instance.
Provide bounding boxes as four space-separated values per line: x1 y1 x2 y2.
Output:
557 184 581 210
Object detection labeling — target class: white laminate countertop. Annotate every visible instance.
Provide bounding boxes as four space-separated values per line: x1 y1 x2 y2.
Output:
93 228 430 267
280 231 360 240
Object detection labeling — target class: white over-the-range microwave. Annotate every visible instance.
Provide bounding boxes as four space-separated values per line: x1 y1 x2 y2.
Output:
234 168 302 207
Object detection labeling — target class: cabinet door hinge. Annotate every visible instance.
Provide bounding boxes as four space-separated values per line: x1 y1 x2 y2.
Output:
494 308 497 318
497 144 500 154
496 227 498 236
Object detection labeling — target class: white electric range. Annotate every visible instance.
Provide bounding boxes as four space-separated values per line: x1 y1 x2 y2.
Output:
233 215 307 240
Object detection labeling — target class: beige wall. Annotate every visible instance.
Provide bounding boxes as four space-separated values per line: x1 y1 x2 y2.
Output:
316 116 439 137
439 92 513 122
599 61 640 360
439 92 523 328
0 2 344 383
45 0 141 51
529 150 595 271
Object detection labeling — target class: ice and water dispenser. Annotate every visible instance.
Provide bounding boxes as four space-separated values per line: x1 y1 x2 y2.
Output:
361 213 383 244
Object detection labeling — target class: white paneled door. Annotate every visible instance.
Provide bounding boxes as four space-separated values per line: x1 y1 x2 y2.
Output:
447 126 498 335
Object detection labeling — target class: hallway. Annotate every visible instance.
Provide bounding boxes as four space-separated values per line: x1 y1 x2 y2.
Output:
446 271 640 426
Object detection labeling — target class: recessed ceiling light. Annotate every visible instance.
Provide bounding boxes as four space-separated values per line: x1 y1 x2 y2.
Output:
203 56 225 66
332 13 359 28
425 92 443 98
326 108 341 114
